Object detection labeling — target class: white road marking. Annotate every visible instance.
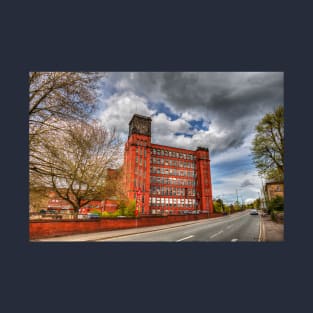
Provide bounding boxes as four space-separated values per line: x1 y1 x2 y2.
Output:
210 230 224 239
231 238 238 242
176 235 194 242
226 224 233 229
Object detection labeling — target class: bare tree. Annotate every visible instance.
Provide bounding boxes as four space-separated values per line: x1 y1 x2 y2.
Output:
29 72 104 159
30 120 123 214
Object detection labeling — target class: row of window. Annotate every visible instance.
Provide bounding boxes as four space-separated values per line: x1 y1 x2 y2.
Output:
136 147 147 157
150 167 196 177
149 197 197 208
152 148 195 160
150 176 196 186
134 168 146 177
134 180 145 190
150 186 196 197
135 157 147 167
151 157 196 169
136 140 147 147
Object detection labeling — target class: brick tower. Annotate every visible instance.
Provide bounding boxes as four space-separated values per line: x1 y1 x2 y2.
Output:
123 114 152 214
195 147 213 213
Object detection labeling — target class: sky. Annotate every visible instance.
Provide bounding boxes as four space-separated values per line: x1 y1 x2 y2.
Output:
95 72 284 204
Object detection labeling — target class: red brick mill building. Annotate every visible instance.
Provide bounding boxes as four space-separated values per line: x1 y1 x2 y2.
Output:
123 114 213 215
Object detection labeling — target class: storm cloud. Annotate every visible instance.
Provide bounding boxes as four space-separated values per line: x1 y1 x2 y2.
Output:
99 72 283 155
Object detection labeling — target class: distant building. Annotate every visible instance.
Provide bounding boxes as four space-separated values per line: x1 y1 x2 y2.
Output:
123 114 213 215
265 182 284 201
46 190 118 214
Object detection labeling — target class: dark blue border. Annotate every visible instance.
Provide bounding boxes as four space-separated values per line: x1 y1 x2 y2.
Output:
2 1 311 312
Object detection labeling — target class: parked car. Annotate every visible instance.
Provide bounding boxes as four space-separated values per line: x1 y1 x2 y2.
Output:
250 209 258 215
86 213 100 219
40 209 62 219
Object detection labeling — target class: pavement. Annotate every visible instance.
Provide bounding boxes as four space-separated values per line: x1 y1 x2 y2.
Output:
259 213 284 242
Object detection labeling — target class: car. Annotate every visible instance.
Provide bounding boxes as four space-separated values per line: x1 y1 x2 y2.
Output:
250 209 258 215
41 209 63 219
86 213 100 219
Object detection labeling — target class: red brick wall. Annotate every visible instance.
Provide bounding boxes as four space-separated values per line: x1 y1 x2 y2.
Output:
30 213 213 240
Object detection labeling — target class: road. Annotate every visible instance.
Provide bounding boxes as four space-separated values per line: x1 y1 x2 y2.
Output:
99 211 260 242
35 210 260 242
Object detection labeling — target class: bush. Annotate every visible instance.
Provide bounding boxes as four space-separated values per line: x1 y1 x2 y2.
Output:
101 211 110 217
125 200 136 216
267 196 284 214
271 210 284 223
101 199 137 218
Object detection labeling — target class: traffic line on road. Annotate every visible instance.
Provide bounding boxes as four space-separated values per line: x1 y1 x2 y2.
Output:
209 230 223 239
231 238 238 242
176 235 194 242
226 224 233 229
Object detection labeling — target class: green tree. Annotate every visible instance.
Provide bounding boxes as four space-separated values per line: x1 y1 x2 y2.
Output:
234 200 241 211
213 198 224 213
251 106 284 181
253 198 261 209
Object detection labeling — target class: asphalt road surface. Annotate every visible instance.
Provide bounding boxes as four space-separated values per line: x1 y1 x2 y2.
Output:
98 211 260 242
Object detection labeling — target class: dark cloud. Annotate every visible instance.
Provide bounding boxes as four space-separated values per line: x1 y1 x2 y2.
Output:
105 72 284 153
240 179 254 188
